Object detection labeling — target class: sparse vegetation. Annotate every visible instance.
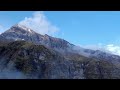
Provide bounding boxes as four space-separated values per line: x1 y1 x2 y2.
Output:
0 40 120 79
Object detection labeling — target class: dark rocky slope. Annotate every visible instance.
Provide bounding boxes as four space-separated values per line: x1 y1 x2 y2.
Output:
0 41 120 79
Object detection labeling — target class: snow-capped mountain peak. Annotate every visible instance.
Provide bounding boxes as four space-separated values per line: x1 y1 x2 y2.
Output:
0 24 75 51
12 24 33 33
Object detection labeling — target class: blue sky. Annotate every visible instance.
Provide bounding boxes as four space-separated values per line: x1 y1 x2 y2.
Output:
0 11 120 46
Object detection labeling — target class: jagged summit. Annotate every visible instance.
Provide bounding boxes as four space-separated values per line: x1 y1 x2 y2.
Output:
0 24 75 51
8 23 34 34
12 24 27 29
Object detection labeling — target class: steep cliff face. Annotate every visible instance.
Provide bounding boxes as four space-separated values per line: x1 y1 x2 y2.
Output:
0 41 120 79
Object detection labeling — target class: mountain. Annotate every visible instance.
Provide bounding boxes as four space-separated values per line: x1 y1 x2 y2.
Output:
0 24 75 51
1 24 118 57
0 24 120 79
0 41 120 79
73 47 120 68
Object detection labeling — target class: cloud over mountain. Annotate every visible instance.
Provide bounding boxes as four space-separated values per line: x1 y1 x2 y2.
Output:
81 43 120 56
19 11 59 36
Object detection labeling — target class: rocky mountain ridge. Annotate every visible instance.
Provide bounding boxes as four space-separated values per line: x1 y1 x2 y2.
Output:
0 24 120 79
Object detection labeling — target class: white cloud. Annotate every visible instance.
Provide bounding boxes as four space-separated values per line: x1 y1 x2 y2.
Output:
80 43 105 51
81 43 120 56
19 11 59 36
105 44 120 56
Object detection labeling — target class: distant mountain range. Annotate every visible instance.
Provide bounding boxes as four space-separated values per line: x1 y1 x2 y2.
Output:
0 24 120 79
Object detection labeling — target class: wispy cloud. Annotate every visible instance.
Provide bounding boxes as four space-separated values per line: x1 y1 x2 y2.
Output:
19 11 59 36
0 70 26 79
105 44 120 56
81 43 120 56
